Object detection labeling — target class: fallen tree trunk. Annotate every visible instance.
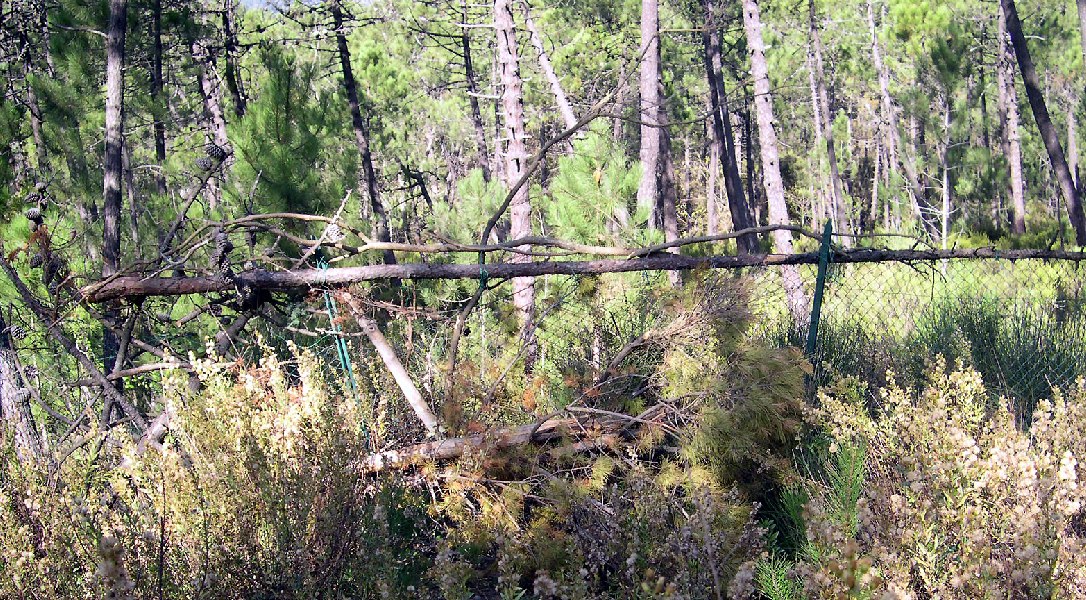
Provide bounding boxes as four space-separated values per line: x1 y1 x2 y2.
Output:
83 248 1086 303
358 404 666 473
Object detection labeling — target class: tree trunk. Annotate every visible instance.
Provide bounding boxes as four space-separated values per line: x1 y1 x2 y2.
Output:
221 0 247 118
940 94 952 248
0 350 40 463
637 0 661 227
191 36 228 210
462 0 492 182
1001 0 1086 245
340 294 439 435
660 111 681 285
521 3 577 130
741 0 808 321
1069 93 1079 190
0 317 41 463
494 0 536 366
150 0 167 196
102 0 127 386
867 0 937 239
1077 0 1086 74
809 0 849 246
702 0 758 253
331 1 396 266
997 6 1027 234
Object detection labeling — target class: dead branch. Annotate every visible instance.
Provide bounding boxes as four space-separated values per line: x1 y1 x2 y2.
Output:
82 247 1086 303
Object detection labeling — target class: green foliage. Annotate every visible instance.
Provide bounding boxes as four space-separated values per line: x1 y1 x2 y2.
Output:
232 44 335 216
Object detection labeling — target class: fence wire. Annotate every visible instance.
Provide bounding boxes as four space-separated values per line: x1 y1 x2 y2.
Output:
299 253 1086 437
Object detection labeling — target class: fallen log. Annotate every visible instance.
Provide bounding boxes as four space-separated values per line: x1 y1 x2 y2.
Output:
82 248 1086 303
357 404 670 473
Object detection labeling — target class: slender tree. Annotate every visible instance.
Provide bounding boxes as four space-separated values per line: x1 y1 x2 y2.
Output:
330 0 396 266
636 0 661 227
494 0 536 364
521 2 577 130
462 0 492 181
1001 0 1086 245
741 0 808 319
702 0 758 252
809 0 849 246
102 0 128 417
996 6 1027 234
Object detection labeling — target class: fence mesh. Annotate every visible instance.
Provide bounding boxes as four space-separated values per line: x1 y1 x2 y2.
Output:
285 253 1086 438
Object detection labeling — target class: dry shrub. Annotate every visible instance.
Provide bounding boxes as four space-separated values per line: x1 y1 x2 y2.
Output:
772 359 1086 599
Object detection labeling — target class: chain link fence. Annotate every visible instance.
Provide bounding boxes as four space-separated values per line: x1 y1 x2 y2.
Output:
291 250 1086 433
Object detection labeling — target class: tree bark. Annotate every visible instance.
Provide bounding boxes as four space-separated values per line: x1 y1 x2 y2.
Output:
102 0 128 386
221 0 247 118
1001 0 1086 245
521 3 577 130
82 247 1086 303
997 6 1027 234
809 0 849 246
494 0 536 365
331 1 397 266
741 0 808 321
191 35 228 210
1077 0 1086 75
150 0 167 196
637 0 661 227
340 294 439 435
1069 92 1079 190
462 0 492 182
660 111 680 285
702 0 758 253
0 320 41 463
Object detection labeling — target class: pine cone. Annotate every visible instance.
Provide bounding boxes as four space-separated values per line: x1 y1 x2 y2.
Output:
25 207 42 223
7 325 24 340
205 143 229 160
194 157 214 171
324 223 345 243
28 254 43 269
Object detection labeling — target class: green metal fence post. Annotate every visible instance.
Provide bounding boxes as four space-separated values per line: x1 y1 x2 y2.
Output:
805 221 833 357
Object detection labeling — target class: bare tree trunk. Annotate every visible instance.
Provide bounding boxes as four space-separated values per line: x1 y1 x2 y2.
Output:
462 0 492 182
340 294 439 435
150 0 167 196
0 351 40 463
637 0 661 227
102 0 127 389
191 35 228 210
660 113 680 285
221 0 247 118
494 0 536 366
331 1 396 266
867 1 896 172
867 0 936 239
702 0 758 252
521 3 577 130
872 138 881 229
706 104 719 235
741 0 808 320
940 94 952 248
102 1 124 278
997 7 1027 234
809 0 849 246
1001 0 1086 245
1077 0 1086 72
1069 92 1079 190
